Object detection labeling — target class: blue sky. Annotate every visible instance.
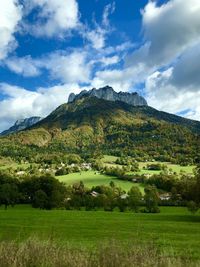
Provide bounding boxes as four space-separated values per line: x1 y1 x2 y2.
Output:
0 0 200 131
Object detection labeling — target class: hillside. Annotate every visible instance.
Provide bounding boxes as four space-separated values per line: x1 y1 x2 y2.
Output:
1 93 199 164
34 96 200 133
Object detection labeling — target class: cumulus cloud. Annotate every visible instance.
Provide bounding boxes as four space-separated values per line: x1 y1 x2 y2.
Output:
146 68 200 121
4 48 124 84
122 0 200 120
23 0 79 37
5 56 41 77
0 83 84 132
125 0 200 81
43 51 92 83
170 44 200 90
4 50 92 83
142 0 200 66
0 0 22 60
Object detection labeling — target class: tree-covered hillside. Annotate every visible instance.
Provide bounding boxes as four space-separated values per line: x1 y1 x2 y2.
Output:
0 96 200 164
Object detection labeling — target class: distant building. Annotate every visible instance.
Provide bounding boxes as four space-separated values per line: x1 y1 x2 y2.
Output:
90 191 99 197
159 193 171 201
120 193 129 199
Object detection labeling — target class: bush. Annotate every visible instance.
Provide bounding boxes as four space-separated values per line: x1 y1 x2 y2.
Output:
187 201 199 214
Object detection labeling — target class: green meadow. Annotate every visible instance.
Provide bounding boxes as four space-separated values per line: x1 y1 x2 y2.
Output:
0 205 200 259
58 170 144 192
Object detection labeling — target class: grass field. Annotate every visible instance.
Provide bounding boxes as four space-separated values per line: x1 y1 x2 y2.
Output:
0 205 200 258
58 171 144 192
138 162 195 175
102 155 196 176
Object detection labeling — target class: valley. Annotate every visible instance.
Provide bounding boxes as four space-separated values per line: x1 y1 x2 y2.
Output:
0 88 200 266
1 0 200 265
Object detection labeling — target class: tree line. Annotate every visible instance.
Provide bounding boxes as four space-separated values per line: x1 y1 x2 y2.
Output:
0 166 200 213
0 170 160 212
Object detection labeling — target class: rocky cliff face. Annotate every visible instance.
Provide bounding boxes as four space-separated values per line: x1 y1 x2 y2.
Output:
0 116 42 136
68 86 148 106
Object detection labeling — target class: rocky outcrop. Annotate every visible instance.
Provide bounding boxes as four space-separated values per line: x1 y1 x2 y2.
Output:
68 86 148 106
0 116 42 136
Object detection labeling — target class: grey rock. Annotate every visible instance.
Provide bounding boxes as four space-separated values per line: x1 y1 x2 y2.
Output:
0 116 42 136
68 86 148 106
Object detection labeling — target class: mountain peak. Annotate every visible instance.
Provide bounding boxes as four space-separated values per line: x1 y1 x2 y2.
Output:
0 116 42 136
68 86 148 106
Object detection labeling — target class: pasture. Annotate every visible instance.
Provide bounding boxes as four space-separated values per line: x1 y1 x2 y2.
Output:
58 171 144 192
0 206 200 259
102 155 195 176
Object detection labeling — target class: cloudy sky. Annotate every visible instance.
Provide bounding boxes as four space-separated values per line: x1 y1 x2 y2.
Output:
0 0 200 132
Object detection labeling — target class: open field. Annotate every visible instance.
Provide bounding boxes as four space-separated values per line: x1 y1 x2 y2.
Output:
0 206 200 259
58 171 144 192
102 155 196 176
138 162 195 175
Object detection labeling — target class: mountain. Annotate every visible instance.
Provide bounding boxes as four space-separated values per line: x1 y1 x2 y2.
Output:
0 116 42 136
1 86 200 163
68 86 148 106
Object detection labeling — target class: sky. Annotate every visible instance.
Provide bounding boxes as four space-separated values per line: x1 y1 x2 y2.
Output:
0 0 200 132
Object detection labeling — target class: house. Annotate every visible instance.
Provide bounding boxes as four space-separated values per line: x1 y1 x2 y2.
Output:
159 193 171 201
81 163 92 170
90 191 99 197
16 171 25 176
120 193 129 200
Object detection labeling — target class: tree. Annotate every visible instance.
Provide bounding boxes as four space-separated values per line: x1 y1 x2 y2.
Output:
0 183 19 209
21 174 67 209
117 197 127 212
144 186 160 213
194 166 200 205
109 181 115 188
187 201 199 215
33 190 48 209
128 186 142 212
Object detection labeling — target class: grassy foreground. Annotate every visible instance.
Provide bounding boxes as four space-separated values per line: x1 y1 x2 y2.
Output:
0 238 199 267
0 206 200 260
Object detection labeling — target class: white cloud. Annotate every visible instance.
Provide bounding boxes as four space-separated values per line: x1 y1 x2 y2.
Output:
85 28 107 50
146 68 200 120
4 51 92 83
142 0 200 66
100 55 119 66
84 2 115 50
102 3 115 27
0 0 22 60
117 0 200 120
124 0 200 88
23 0 79 37
4 49 123 84
170 44 200 90
92 69 132 92
5 56 40 77
0 83 84 132
44 51 91 83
